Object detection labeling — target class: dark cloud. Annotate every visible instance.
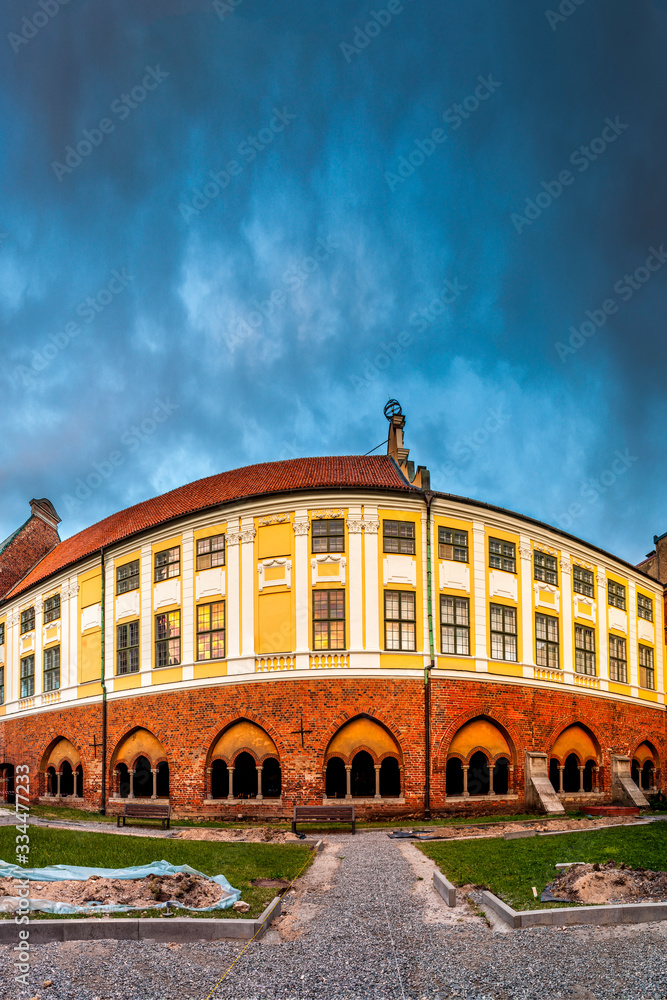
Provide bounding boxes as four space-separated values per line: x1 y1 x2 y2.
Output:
0 0 665 563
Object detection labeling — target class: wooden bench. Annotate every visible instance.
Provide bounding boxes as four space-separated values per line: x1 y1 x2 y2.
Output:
117 802 171 830
292 804 355 835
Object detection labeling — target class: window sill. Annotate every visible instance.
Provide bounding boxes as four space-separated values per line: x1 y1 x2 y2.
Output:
445 794 519 802
322 796 405 804
204 797 282 805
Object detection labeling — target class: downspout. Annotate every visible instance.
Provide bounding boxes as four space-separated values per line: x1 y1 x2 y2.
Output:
424 491 436 819
100 549 107 815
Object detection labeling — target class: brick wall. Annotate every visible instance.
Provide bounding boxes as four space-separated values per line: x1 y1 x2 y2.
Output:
0 514 60 600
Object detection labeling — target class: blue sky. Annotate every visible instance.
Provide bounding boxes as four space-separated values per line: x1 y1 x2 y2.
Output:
1 0 666 564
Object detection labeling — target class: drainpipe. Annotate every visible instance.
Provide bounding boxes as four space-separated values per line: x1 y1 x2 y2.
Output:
100 548 107 815
424 491 436 819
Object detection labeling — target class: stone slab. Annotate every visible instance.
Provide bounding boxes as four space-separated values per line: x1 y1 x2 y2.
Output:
432 869 457 907
478 892 667 929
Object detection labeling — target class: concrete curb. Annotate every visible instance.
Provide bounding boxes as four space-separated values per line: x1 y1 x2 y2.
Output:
478 891 667 929
0 896 283 943
432 869 457 907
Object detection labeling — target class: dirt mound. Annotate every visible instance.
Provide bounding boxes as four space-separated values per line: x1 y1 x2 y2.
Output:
419 815 646 841
547 861 667 905
0 872 225 909
175 826 300 843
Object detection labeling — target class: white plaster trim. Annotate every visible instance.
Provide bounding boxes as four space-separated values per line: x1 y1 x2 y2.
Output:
257 559 292 591
438 560 470 593
115 590 140 621
637 619 655 644
153 579 181 610
488 569 518 602
608 607 627 634
42 621 61 643
19 633 35 654
0 647 4 666
195 568 226 601
311 554 346 586
383 554 417 587
534 584 560 612
81 604 101 633
573 596 596 623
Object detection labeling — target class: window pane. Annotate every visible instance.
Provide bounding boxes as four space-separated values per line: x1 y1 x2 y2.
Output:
456 629 470 656
441 625 455 654
400 593 415 620
441 597 454 625
386 622 401 650
385 592 400 620
400 623 416 651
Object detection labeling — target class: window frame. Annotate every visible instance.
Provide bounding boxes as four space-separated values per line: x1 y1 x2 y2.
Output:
155 610 181 667
382 520 416 555
490 603 518 661
608 634 627 683
116 559 140 595
0 623 4 646
0 665 4 705
639 644 655 690
535 612 559 669
20 655 35 698
312 519 345 554
637 593 654 622
196 601 226 660
20 608 35 634
607 579 626 611
312 589 346 651
488 538 516 574
572 565 594 598
43 594 61 624
440 595 470 655
154 547 180 582
438 528 468 563
574 624 596 675
384 590 417 651
43 645 60 692
117 620 140 675
534 551 558 586
196 535 226 571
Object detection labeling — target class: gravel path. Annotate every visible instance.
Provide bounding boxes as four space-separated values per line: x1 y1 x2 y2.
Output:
2 830 666 1000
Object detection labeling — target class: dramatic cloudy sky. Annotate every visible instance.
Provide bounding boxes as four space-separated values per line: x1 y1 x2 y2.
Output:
1 0 666 563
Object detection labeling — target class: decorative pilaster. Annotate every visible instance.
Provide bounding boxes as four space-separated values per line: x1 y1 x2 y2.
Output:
293 516 310 654
347 508 363 651
226 521 241 659
560 552 573 672
362 508 380 650
240 521 256 658
519 538 533 666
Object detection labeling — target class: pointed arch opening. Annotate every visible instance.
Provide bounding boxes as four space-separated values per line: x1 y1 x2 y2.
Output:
549 723 600 795
207 720 281 801
444 717 515 798
110 728 169 801
324 716 403 800
40 737 83 801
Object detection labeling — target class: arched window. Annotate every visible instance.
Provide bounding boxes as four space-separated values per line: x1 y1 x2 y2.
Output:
583 760 595 793
493 757 510 795
156 761 169 798
549 758 560 792
0 765 15 804
379 757 400 797
133 756 153 798
467 751 490 796
446 758 464 796
60 761 74 797
233 752 257 799
262 758 281 798
46 765 57 797
642 760 655 790
325 758 346 798
351 751 375 797
75 764 83 798
117 762 130 798
563 754 580 793
211 760 229 799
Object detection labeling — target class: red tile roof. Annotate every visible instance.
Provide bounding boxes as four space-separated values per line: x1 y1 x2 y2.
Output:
4 456 416 600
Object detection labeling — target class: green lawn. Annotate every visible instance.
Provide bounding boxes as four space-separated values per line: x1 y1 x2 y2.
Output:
419 823 667 910
0 826 312 919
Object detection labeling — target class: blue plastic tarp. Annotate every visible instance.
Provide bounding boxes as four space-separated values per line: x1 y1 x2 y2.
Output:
0 859 242 913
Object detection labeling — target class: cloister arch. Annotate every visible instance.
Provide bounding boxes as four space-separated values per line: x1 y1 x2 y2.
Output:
549 723 600 794
207 720 281 800
324 716 403 799
40 737 83 799
445 717 515 798
110 727 169 800
632 740 659 791
0 764 15 804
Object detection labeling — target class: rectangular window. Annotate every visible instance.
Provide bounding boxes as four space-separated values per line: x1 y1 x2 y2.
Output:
0 666 4 705
607 580 626 610
383 520 415 555
637 593 654 622
44 595 61 623
639 644 655 690
488 538 516 573
608 635 627 683
117 560 140 594
20 655 34 698
312 519 345 554
197 602 226 660
490 604 517 661
196 535 225 571
44 646 60 692
384 591 416 651
154 547 180 582
572 566 594 598
574 624 596 675
117 621 140 674
440 596 470 655
20 608 35 634
534 552 558 586
535 613 559 669
155 611 181 666
313 590 345 650
0 623 4 645
438 528 468 562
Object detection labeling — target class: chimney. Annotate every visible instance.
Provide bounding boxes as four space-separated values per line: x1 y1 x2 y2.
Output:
384 399 430 488
0 499 61 600
30 498 61 531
